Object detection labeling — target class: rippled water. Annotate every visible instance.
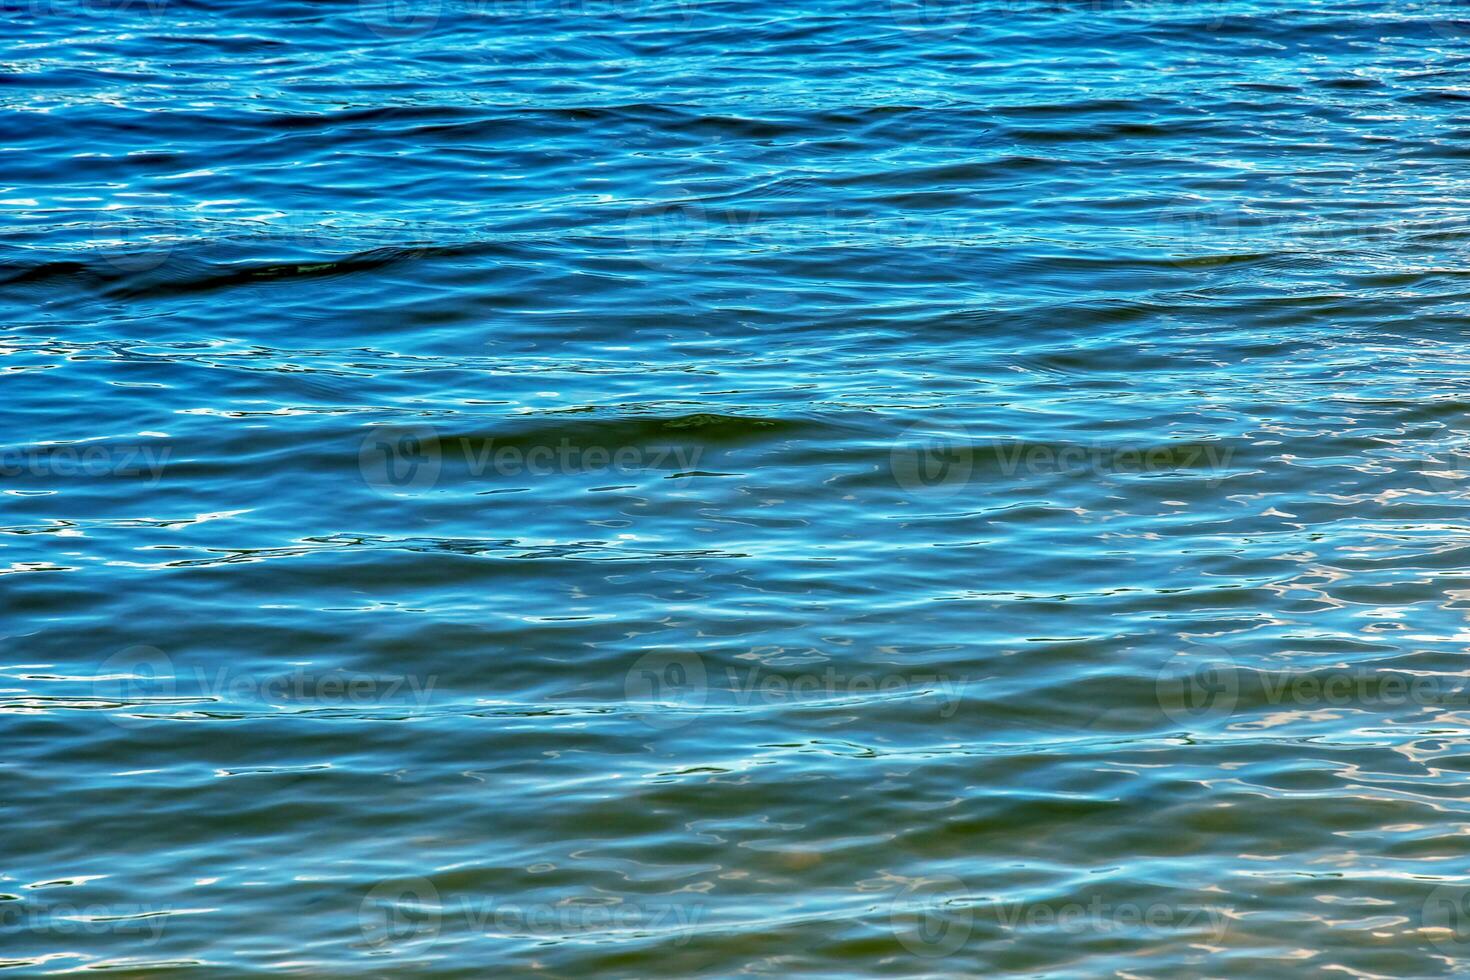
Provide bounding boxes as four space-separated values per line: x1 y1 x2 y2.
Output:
9 0 1470 974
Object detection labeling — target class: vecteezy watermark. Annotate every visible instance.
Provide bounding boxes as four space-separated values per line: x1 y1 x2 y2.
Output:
358 877 703 949
1156 200 1470 268
1156 647 1470 727
625 197 976 271
0 901 170 943
979 895 1229 942
0 443 170 485
886 876 1229 957
885 0 1228 38
622 651 965 729
890 422 1235 498
357 423 705 494
91 646 437 728
357 0 695 39
10 0 173 19
78 209 453 275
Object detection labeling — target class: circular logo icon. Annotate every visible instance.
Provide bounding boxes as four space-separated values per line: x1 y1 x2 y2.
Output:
93 646 175 728
1419 428 1470 496
1155 199 1240 268
1424 883 1470 952
887 0 974 37
359 425 442 494
890 423 973 498
1430 1 1470 41
1189 1 1231 33
359 0 442 39
1156 646 1239 727
93 209 182 275
1422 881 1470 952
665 0 699 25
890 875 973 958
627 194 709 270
360 877 442 949
624 651 708 729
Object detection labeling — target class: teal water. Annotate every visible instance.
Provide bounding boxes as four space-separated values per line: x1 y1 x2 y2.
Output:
8 0 1470 974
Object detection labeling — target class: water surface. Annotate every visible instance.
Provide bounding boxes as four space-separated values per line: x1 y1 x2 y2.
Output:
7 0 1470 974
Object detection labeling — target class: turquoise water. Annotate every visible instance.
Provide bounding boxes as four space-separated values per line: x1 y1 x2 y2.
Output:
8 0 1470 974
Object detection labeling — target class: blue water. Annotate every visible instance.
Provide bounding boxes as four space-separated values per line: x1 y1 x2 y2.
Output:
8 0 1470 974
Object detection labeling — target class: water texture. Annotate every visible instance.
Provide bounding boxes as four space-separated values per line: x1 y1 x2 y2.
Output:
7 0 1470 974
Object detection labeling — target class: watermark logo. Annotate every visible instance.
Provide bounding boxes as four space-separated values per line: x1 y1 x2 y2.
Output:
477 898 703 941
1419 427 1470 496
360 877 442 948
359 425 442 494
1156 646 1239 727
1157 200 1226 264
624 651 708 729
72 0 173 13
885 0 1227 39
91 209 182 274
358 0 441 38
1429 0 1470 41
356 0 701 39
887 0 973 37
621 655 964 729
0 442 171 485
1154 197 1334 268
620 161 981 272
92 645 175 729
1155 197 1470 268
359 880 702 948
888 875 1232 956
358 425 705 493
987 892 1230 942
890 876 973 957
1153 198 1295 268
86 211 452 267
90 647 438 727
1157 648 1470 727
626 193 709 271
1424 883 1470 951
625 182 978 272
890 424 1234 498
891 423 974 498
29 0 175 13
0 901 171 943
723 663 965 718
